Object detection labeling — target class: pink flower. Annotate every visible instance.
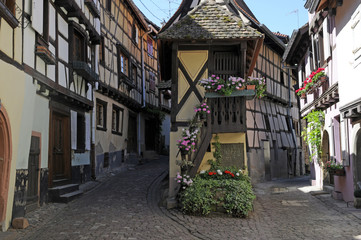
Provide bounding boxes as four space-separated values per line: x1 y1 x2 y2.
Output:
207 110 210 113
203 108 206 111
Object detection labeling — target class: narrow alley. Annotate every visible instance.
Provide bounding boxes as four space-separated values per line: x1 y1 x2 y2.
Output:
2 157 361 240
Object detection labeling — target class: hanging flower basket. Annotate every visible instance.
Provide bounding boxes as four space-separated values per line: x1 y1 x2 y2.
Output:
334 168 346 176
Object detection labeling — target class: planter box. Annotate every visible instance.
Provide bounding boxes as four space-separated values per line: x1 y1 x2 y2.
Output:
354 197 361 209
205 90 255 99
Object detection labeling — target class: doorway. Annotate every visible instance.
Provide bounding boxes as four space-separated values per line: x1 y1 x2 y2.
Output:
127 113 138 153
27 135 40 212
49 111 71 186
321 131 331 185
0 108 11 224
355 131 361 190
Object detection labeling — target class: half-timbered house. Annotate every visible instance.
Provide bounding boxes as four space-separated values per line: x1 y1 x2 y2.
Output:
285 0 361 205
159 0 302 203
0 0 26 231
2 0 102 224
94 0 161 175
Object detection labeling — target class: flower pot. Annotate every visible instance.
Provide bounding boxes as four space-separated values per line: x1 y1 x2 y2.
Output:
246 85 256 90
354 197 361 209
238 87 245 91
300 93 306 99
334 168 345 176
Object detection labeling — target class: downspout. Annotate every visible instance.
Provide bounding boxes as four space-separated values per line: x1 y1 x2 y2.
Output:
284 65 298 176
138 26 153 156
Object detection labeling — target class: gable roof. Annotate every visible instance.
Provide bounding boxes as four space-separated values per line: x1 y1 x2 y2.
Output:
159 0 263 40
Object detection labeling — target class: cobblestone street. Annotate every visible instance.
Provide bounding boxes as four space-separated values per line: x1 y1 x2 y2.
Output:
2 157 361 240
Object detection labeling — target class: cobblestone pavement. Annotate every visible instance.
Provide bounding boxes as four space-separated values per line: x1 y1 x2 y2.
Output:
3 157 361 240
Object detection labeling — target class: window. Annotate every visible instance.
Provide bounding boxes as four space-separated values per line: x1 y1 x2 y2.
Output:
132 24 139 44
77 113 85 151
147 36 153 56
96 99 107 130
2 0 15 15
73 30 85 62
120 52 128 76
99 36 105 65
352 5 361 67
312 31 324 69
149 71 155 92
106 0 111 12
111 105 123 135
131 64 137 85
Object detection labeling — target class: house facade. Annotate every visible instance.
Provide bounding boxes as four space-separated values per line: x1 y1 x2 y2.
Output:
0 0 26 231
159 0 302 203
285 0 361 203
94 0 161 176
0 0 167 232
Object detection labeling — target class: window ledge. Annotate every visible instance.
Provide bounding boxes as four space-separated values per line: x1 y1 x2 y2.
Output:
0 2 19 28
96 126 107 132
111 130 122 136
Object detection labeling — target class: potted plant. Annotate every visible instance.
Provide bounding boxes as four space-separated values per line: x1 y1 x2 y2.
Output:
325 160 345 176
177 127 199 157
194 102 211 120
198 75 245 96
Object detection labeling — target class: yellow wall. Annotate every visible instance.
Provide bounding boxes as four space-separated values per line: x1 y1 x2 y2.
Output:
0 62 28 230
198 133 247 172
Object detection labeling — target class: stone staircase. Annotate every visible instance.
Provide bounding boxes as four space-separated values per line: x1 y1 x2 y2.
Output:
49 179 83 203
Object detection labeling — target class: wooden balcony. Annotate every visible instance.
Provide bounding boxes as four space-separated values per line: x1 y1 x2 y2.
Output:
36 45 56 65
72 61 98 83
189 92 251 176
0 0 19 28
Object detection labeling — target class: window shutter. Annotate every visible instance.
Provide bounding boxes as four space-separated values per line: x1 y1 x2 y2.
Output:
135 27 139 44
71 110 77 150
85 113 91 150
323 18 331 60
32 0 44 35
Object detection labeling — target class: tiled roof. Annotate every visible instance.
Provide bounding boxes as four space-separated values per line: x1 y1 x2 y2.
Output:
159 0 263 40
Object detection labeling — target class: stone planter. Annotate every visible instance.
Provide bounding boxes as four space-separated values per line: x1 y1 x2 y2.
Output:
354 197 361 209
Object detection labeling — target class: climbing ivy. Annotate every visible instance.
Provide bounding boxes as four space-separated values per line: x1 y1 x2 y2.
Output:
301 110 324 164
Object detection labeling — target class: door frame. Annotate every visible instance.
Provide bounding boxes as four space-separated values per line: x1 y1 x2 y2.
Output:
0 106 12 223
26 132 41 209
48 105 71 187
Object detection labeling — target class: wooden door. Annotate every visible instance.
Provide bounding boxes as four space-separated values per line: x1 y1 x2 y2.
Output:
127 114 137 153
27 136 40 210
0 110 11 223
50 113 71 182
145 119 156 151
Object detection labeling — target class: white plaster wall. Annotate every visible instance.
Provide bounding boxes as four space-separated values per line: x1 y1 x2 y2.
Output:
58 14 69 39
31 94 50 169
336 0 361 107
58 36 69 62
23 27 36 68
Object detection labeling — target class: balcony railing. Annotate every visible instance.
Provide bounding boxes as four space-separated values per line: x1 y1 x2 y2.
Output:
72 61 98 83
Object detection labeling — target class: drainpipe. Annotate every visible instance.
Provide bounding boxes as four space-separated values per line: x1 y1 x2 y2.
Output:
138 26 153 156
283 64 298 176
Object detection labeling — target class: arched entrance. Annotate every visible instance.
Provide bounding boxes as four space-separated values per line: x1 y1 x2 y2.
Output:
355 131 361 190
321 130 331 185
0 107 11 224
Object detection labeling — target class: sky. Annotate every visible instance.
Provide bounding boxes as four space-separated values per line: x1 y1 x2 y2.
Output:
132 0 309 37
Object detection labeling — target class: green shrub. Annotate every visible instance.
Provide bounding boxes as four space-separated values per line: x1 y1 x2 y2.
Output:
222 180 255 217
179 177 255 217
179 178 218 215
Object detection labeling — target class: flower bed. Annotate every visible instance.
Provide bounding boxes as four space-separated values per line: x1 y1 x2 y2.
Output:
177 172 255 217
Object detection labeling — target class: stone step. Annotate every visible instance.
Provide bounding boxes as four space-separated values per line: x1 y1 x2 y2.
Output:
49 184 80 196
59 190 83 203
52 178 71 187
